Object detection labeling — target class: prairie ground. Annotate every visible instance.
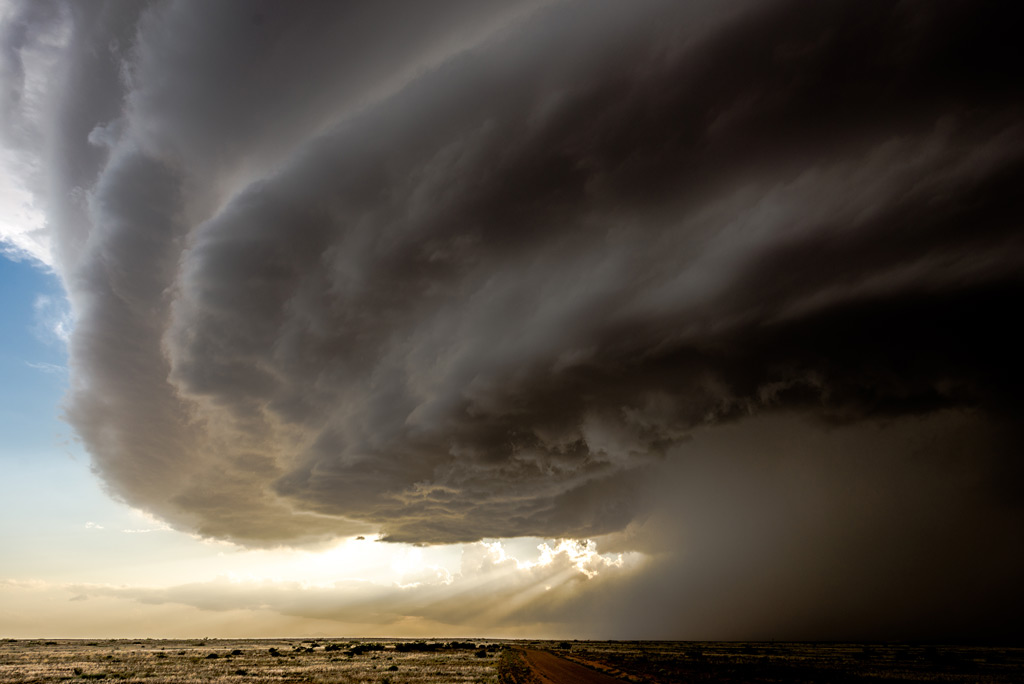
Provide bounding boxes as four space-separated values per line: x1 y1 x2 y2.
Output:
0 639 500 684
2 639 1021 684
537 640 1024 684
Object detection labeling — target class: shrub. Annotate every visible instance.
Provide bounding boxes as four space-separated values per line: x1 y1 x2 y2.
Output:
497 649 540 684
348 643 387 656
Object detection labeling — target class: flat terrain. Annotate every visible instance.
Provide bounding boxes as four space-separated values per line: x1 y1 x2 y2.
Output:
539 641 1024 684
1 639 1021 684
0 639 499 684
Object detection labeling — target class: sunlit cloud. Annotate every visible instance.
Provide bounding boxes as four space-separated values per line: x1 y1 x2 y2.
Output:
530 539 625 579
0 536 647 636
0 0 73 268
0 171 49 266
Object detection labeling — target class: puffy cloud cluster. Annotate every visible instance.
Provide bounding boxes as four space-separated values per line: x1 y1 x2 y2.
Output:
2 1 1022 638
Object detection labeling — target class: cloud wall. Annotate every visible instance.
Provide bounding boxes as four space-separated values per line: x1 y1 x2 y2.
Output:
2 3 1022 637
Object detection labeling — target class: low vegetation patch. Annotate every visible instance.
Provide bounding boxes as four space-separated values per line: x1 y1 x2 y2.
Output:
0 639 504 684
3 639 1019 684
496 649 539 684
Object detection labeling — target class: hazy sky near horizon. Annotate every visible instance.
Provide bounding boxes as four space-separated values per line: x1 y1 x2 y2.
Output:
1 0 1022 641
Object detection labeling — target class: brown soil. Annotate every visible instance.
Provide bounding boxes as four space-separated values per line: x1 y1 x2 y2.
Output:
520 649 629 684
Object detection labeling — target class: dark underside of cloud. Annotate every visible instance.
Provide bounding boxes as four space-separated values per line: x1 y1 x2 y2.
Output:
4 0 1022 639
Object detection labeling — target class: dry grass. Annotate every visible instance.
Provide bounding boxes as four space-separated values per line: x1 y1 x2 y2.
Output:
3 639 1022 684
0 639 501 684
495 649 538 684
540 640 1024 684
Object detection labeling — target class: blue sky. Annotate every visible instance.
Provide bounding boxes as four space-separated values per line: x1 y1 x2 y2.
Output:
0 255 136 583
0 256 69 458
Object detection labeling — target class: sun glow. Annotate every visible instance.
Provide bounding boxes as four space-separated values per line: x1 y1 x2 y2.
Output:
206 535 638 593
1 515 649 637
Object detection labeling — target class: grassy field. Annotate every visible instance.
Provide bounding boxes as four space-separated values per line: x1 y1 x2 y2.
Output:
2 639 1021 684
543 640 1024 684
0 639 500 684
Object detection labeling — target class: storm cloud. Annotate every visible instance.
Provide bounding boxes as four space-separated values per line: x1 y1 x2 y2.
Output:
3 0 1023 638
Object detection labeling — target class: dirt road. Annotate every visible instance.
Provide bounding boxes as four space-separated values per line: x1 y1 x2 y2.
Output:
520 649 628 684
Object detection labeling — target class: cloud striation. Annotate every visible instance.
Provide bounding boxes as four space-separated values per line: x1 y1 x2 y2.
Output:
3 0 1023 639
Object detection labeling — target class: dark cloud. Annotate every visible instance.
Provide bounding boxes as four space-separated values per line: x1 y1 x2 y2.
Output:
5 0 1023 639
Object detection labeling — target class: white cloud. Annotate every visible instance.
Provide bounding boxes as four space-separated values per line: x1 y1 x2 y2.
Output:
24 360 65 374
31 293 73 345
0 0 73 268
0 168 49 266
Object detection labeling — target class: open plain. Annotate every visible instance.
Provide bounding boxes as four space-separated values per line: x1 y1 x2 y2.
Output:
0 639 497 684
2 639 1021 684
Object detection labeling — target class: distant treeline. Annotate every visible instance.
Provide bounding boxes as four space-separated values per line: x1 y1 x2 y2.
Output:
394 641 482 652
337 641 493 656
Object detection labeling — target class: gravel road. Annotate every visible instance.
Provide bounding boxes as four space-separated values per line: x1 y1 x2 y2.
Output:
520 649 628 684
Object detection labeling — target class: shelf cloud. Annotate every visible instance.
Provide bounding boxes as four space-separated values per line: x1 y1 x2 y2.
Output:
3 0 1022 639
